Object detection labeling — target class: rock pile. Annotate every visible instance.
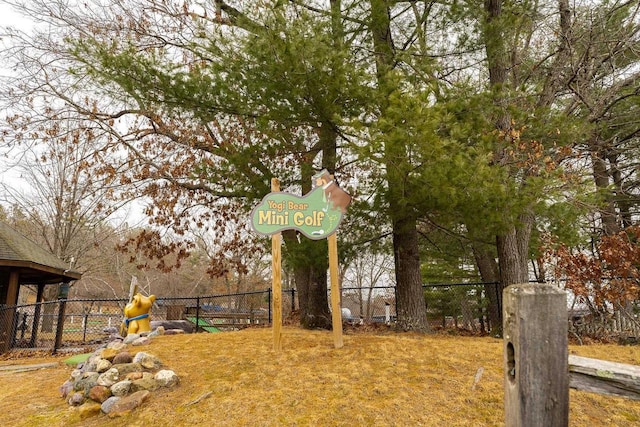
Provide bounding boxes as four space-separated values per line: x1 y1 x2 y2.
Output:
59 329 180 418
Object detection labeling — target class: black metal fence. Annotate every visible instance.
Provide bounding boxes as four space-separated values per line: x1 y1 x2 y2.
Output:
0 283 502 353
0 289 298 353
424 282 502 333
340 283 502 334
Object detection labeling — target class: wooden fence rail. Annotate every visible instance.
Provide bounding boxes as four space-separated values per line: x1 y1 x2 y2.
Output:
568 355 640 401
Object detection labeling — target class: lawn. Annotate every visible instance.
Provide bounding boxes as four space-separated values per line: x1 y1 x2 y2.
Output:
0 327 639 426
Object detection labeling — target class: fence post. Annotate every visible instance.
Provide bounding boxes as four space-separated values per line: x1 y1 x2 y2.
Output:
394 286 398 322
82 312 89 343
385 302 391 325
268 289 272 324
30 284 45 347
53 301 66 354
19 312 27 340
503 283 568 427
11 309 19 347
195 296 201 333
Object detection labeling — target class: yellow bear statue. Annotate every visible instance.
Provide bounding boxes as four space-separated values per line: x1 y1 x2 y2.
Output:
122 293 156 336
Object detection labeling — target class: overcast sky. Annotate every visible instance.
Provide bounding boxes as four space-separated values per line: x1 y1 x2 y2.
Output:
0 3 27 191
0 3 144 224
0 2 30 29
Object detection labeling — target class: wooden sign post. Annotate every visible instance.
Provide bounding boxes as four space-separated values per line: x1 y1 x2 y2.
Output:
328 233 343 348
251 170 351 350
271 178 283 352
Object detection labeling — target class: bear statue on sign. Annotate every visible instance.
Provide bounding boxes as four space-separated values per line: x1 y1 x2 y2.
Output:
122 293 156 336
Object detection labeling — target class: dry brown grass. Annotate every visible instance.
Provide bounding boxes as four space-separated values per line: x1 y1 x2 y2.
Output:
1 327 639 426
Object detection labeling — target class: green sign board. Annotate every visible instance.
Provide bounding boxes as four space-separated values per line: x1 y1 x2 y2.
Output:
251 170 351 240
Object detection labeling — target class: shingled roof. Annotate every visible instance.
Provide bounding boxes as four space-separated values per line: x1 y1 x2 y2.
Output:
0 221 81 284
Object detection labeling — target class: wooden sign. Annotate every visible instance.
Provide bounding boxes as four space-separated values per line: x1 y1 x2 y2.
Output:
251 170 351 240
251 170 351 350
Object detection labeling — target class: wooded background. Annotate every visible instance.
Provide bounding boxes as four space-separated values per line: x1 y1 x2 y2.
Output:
0 0 639 333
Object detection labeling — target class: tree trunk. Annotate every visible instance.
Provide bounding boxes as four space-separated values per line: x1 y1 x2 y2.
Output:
483 0 535 335
40 284 60 333
493 213 534 335
294 263 332 329
497 212 533 286
591 145 620 235
393 216 430 331
287 233 332 329
290 0 345 329
282 117 337 330
471 241 501 334
370 0 430 332
496 228 530 286
483 0 523 288
608 151 633 230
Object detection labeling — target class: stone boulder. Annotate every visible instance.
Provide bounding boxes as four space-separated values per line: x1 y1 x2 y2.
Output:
151 320 195 333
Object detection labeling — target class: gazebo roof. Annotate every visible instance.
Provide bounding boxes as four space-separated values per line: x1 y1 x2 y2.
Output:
0 222 81 284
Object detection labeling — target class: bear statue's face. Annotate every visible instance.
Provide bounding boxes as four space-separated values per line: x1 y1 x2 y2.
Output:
125 293 156 317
